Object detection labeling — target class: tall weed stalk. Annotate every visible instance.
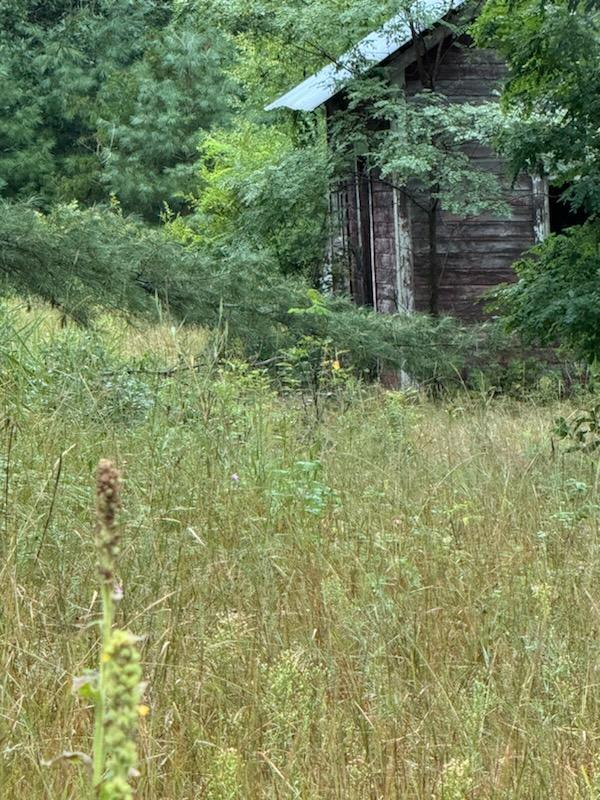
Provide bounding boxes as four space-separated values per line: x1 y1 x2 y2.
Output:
62 461 146 799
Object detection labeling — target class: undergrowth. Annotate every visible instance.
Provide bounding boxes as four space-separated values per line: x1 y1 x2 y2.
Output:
0 305 598 799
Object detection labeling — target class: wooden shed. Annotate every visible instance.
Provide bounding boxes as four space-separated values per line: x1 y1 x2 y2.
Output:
266 0 563 321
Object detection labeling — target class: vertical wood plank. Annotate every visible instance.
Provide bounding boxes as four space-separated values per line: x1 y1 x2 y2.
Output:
393 186 415 313
531 175 550 243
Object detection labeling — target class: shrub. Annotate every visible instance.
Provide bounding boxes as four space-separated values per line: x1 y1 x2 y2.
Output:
490 222 600 365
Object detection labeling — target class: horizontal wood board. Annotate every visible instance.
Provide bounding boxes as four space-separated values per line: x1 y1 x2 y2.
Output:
401 35 536 319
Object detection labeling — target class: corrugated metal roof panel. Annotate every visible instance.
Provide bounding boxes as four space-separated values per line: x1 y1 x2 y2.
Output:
265 0 468 112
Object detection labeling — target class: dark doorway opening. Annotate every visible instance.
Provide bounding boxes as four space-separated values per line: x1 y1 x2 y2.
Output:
549 185 588 234
354 158 375 308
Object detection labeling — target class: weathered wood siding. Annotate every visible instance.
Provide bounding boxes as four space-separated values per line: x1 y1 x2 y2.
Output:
402 35 536 320
369 171 400 313
332 166 399 310
331 35 537 321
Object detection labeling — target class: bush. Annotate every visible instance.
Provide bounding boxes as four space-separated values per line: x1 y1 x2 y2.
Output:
490 222 600 365
188 122 331 280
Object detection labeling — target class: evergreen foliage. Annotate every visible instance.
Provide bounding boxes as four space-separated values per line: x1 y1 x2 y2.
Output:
0 1 233 218
98 20 235 218
0 200 484 382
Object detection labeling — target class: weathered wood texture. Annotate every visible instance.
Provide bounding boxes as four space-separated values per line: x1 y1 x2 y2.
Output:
331 35 537 321
370 171 401 313
402 35 536 320
332 169 402 311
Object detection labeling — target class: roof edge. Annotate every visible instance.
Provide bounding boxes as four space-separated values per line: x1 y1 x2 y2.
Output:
265 0 470 112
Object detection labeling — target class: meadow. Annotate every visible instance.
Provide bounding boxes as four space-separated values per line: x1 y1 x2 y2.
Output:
0 305 598 799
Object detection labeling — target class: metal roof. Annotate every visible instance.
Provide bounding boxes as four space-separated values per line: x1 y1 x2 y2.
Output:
265 0 469 112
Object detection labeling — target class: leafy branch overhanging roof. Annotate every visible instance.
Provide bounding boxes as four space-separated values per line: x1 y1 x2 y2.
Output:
265 0 469 112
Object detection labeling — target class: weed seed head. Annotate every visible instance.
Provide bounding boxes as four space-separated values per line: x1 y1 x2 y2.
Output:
96 459 121 583
97 459 121 529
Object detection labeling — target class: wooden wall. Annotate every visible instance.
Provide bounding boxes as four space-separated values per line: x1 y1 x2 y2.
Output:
331 168 400 312
370 172 400 314
330 35 537 322
402 36 536 320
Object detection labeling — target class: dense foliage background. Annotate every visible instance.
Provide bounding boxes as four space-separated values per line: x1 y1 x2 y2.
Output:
1 0 598 367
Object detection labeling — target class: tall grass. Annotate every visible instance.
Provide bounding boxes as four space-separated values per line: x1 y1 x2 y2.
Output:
0 305 598 799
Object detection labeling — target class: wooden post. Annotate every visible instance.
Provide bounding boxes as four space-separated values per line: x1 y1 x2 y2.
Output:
393 185 415 313
428 198 440 316
532 175 550 243
367 173 378 310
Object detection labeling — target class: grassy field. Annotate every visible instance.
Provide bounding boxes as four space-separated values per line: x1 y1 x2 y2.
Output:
0 305 599 799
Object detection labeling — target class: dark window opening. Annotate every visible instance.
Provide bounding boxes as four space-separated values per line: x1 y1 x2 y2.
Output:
549 184 588 234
